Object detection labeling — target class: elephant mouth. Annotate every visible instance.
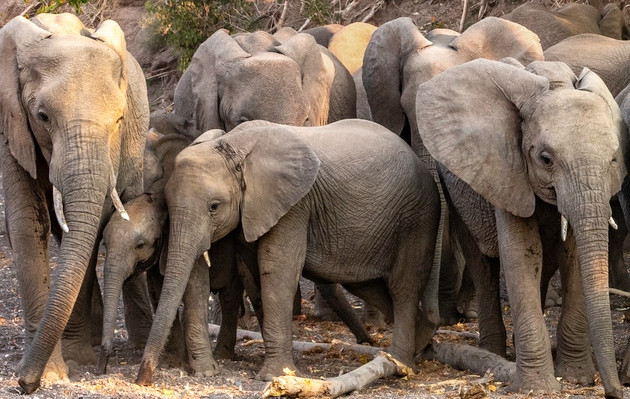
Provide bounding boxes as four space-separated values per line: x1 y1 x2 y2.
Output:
537 185 557 205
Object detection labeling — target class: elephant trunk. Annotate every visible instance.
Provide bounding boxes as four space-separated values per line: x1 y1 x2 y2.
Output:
136 208 207 385
18 127 112 393
97 255 131 375
567 191 622 398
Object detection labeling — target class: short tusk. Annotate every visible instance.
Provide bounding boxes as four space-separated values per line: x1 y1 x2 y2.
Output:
560 214 568 242
109 169 129 221
203 251 211 268
609 217 619 230
53 186 69 233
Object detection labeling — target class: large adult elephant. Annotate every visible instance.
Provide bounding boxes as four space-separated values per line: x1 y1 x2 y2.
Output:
544 34 630 98
502 2 629 49
416 58 626 397
173 28 356 134
0 13 149 393
134 119 441 385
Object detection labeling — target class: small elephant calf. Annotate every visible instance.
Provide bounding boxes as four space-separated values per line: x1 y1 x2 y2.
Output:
135 119 441 384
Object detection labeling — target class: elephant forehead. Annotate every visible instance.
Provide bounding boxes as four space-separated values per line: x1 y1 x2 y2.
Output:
527 91 619 152
222 52 302 86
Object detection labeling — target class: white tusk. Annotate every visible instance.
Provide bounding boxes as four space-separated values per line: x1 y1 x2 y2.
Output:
53 186 69 233
109 186 130 221
203 251 211 268
609 217 619 230
109 169 129 221
560 214 568 242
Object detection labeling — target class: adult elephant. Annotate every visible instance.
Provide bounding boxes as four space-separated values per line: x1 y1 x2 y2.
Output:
502 2 628 49
173 28 356 134
415 58 626 397
0 13 149 393
362 16 543 338
134 119 441 385
544 34 630 98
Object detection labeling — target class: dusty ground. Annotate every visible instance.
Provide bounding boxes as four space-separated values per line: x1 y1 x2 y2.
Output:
2 0 630 398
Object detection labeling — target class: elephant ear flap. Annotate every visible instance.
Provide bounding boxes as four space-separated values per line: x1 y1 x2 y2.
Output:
179 30 249 132
576 68 627 193
91 20 128 91
276 33 335 126
226 127 320 242
0 17 52 179
31 13 90 36
416 58 549 218
363 17 432 135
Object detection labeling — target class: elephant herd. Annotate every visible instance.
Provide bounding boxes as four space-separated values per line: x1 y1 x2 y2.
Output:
3 2 630 397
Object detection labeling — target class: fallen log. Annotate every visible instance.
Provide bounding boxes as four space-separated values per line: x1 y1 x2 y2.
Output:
423 341 515 383
262 351 412 398
207 323 381 357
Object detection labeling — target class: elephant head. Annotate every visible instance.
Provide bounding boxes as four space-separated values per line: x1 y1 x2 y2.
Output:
135 124 319 384
0 14 148 392
173 29 355 134
415 58 626 397
362 16 543 143
99 133 192 372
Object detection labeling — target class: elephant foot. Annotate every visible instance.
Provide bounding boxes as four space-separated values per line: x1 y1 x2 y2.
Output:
213 345 236 360
256 359 297 381
363 303 387 331
62 337 98 366
17 376 40 395
190 357 220 377
555 358 595 385
544 288 562 308
136 360 154 386
456 300 478 320
507 373 561 395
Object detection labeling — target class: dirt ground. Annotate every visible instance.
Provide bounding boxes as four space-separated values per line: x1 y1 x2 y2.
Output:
2 0 630 398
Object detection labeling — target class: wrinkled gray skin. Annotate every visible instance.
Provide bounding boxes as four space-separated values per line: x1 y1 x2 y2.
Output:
416 59 626 397
0 14 149 393
545 33 630 98
173 29 356 135
362 16 544 340
503 2 629 50
135 119 440 385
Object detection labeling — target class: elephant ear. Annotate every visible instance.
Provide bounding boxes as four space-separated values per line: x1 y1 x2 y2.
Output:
451 17 543 65
575 67 627 194
222 126 320 242
362 17 432 135
0 16 51 179
416 58 550 217
275 33 335 126
91 20 128 92
180 30 250 132
191 129 226 145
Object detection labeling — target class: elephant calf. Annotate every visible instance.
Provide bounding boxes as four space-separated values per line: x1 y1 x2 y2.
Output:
135 119 441 385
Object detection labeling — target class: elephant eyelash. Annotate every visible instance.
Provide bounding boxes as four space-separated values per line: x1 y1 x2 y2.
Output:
37 110 50 123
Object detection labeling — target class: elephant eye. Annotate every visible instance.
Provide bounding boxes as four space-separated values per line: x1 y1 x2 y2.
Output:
209 201 220 212
37 110 50 123
135 241 146 250
540 151 553 166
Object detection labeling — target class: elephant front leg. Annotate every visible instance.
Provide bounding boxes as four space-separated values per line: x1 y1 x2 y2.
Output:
122 274 154 349
256 213 308 381
213 276 244 360
182 258 218 377
495 209 560 393
555 231 595 384
0 144 68 383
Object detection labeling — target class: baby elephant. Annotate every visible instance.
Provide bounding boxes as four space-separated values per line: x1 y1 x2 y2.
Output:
136 119 441 384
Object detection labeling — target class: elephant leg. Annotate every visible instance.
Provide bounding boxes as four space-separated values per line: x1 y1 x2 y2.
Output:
61 247 99 366
363 301 387 330
343 280 394 323
2 146 68 381
256 212 309 381
146 266 186 368
608 198 630 292
495 209 560 392
236 243 264 330
122 273 154 349
555 231 596 385
454 215 506 357
438 210 465 325
182 257 218 377
316 283 372 344
293 283 302 316
313 286 338 320
214 275 244 360
387 221 433 368
90 278 103 346
455 263 477 320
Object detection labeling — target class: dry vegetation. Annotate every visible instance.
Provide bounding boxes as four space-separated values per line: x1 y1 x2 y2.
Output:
1 0 630 398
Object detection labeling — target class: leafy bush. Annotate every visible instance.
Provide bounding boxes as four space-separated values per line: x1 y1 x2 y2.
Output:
35 0 91 13
144 0 259 70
